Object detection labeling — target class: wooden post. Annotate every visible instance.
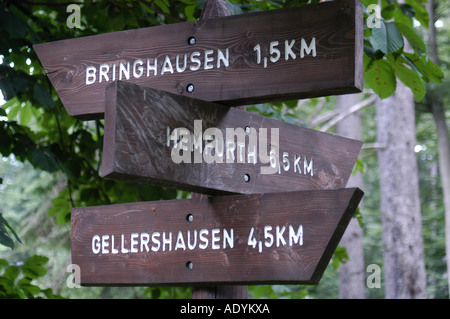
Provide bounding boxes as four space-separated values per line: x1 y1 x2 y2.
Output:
192 0 248 299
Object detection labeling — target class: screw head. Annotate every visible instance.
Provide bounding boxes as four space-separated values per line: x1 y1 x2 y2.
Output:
188 37 196 45
186 214 194 223
187 84 195 93
244 174 250 182
245 126 251 134
186 261 193 270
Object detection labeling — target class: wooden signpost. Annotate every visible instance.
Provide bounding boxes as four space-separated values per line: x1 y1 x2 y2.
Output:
33 0 363 120
33 0 365 299
72 188 363 286
101 81 362 195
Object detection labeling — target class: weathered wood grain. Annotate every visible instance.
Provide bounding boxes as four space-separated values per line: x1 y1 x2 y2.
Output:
101 81 363 195
34 0 363 120
71 188 363 286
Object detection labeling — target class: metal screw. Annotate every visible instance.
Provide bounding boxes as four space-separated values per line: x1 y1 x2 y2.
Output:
187 83 195 93
244 174 250 182
186 214 194 223
245 126 251 134
188 37 196 45
186 261 193 270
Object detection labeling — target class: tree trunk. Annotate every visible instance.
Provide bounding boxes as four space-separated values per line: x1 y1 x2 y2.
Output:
427 0 450 296
376 79 427 298
336 94 366 299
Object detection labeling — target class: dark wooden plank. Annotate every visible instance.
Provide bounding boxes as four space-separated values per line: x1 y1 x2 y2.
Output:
71 188 363 286
100 81 363 195
33 0 363 120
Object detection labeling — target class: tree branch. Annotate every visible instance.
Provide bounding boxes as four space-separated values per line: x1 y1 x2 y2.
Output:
319 95 377 132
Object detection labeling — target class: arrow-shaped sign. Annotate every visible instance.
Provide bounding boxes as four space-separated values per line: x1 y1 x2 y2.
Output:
71 187 363 286
34 0 362 120
101 81 362 195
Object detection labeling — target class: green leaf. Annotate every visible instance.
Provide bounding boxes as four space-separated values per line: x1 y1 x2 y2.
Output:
0 213 22 249
31 146 59 172
395 22 426 56
19 102 32 125
0 7 27 39
371 21 404 54
7 102 21 120
33 83 55 109
0 225 15 249
391 57 426 101
18 277 42 297
405 0 429 28
3 265 20 282
332 246 349 270
48 187 71 225
404 52 445 84
184 5 197 21
22 255 49 279
365 59 396 98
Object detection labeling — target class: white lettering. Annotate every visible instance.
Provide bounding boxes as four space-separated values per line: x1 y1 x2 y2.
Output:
147 58 157 77
101 234 109 254
86 66 96 85
294 154 301 173
187 230 197 250
189 51 201 71
199 229 209 249
269 41 281 63
175 231 186 250
99 64 109 83
264 226 274 248
121 234 129 253
132 59 144 78
130 233 139 253
204 49 214 70
92 235 100 254
289 225 303 246
162 231 172 251
300 37 316 58
161 55 174 75
151 232 161 252
217 48 229 68
223 228 234 249
140 232 150 252
111 235 118 254
119 61 130 80
211 228 221 249
304 157 314 176
276 225 286 247
176 54 187 73
285 39 296 60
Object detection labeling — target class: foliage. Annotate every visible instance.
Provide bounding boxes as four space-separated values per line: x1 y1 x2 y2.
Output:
361 0 443 101
0 212 21 249
0 255 61 298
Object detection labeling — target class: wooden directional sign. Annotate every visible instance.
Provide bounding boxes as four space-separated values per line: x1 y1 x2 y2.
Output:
101 81 363 195
34 0 363 120
71 188 363 286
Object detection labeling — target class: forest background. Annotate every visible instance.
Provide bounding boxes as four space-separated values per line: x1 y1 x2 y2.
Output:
0 0 448 299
